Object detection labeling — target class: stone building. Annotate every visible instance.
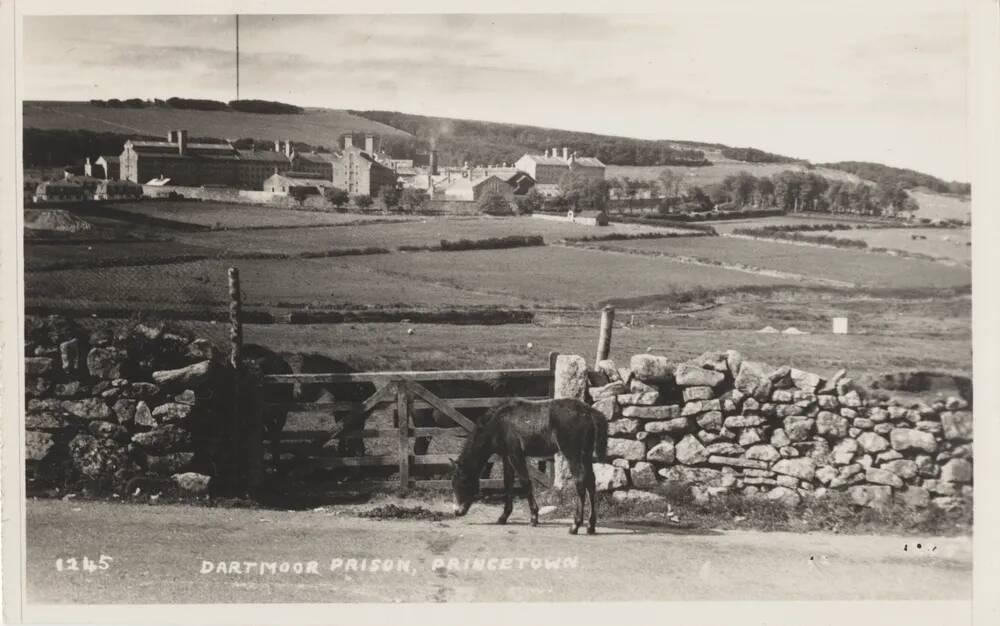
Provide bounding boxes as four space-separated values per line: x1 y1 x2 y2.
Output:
33 180 86 203
94 179 143 201
514 147 605 185
263 171 336 196
331 135 398 197
85 155 120 180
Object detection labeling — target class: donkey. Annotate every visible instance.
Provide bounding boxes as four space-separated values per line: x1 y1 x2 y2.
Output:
450 397 608 535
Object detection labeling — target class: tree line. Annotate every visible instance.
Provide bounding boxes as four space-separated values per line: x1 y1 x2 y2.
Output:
819 161 970 196
86 98 304 114
349 110 712 167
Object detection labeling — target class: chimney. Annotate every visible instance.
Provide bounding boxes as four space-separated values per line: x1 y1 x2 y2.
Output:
177 130 188 156
430 150 439 176
365 134 375 154
274 139 281 152
167 130 177 143
562 147 569 161
284 140 292 158
343 135 354 150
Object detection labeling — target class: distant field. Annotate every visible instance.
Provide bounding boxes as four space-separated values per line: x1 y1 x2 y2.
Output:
908 190 971 222
818 228 972 264
606 162 862 187
24 241 218 271
23 101 410 148
695 215 864 235
593 236 971 289
24 257 514 310
109 202 414 229
173 216 680 254
339 246 790 307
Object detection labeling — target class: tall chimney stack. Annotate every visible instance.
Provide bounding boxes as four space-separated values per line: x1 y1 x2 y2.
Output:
365 134 375 154
284 140 292 158
274 139 281 152
167 130 178 143
344 135 354 150
562 147 569 161
177 130 188 156
430 150 439 176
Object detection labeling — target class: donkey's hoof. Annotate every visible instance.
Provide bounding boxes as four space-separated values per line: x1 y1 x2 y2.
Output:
569 525 579 535
530 517 539 527
496 517 509 525
586 526 596 535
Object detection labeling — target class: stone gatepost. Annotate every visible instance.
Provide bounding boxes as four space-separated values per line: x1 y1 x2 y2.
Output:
552 354 588 490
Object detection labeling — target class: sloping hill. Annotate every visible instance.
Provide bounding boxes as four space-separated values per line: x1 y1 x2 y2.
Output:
23 101 411 149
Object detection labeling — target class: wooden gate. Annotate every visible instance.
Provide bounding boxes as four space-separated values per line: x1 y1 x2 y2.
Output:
259 358 558 491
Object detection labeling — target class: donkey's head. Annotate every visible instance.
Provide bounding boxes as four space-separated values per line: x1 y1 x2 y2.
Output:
449 458 478 516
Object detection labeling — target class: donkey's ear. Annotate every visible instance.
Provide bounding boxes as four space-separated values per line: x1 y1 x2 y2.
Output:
448 458 457 469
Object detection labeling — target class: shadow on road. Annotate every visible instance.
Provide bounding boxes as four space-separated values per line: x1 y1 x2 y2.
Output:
465 518 722 536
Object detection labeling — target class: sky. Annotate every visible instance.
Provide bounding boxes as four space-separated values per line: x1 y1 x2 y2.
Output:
21 3 970 181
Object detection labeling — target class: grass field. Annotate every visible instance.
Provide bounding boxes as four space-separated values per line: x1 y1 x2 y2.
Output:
24 257 516 310
822 228 972 264
171 216 680 255
693 215 866 235
109 201 416 229
23 101 410 148
591 236 971 289
24 240 220 271
907 190 971 222
339 246 793 307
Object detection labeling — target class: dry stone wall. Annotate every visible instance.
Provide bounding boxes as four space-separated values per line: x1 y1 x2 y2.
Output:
558 352 973 509
24 315 232 497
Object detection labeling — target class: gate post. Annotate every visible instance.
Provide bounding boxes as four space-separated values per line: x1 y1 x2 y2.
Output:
551 354 588 491
396 382 413 492
227 267 245 491
595 306 615 364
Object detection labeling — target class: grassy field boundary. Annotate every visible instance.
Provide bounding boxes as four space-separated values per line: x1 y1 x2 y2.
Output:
560 241 858 288
724 233 970 268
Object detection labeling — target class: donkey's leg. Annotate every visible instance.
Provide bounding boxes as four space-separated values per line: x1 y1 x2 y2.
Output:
509 449 539 526
570 468 586 535
498 457 515 525
585 461 598 534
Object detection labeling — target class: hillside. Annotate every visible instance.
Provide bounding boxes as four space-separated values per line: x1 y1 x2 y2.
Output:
347 110 713 167
23 101 411 151
819 161 970 196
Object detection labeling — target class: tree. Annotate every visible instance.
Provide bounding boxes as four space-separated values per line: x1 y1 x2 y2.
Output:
379 184 401 208
399 188 430 213
558 171 609 211
352 194 373 209
479 191 514 215
657 168 685 199
323 186 349 209
515 188 545 214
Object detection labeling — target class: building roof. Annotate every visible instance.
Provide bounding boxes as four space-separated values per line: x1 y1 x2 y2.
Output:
572 156 605 168
294 152 338 165
97 155 120 164
237 149 290 163
522 154 569 166
266 172 334 187
574 210 607 218
37 180 83 189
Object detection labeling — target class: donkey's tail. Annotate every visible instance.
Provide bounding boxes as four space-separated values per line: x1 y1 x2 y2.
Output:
590 407 608 462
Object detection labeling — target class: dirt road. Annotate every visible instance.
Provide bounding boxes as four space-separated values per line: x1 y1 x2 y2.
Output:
25 499 971 604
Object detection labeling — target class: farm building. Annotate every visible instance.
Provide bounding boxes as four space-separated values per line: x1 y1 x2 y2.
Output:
331 135 398 197
514 147 605 184
567 209 609 226
441 174 516 203
263 171 336 196
33 180 86 203
84 155 120 180
94 179 142 201
507 172 536 195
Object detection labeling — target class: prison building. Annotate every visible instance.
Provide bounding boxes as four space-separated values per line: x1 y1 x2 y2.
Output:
120 130 243 187
291 150 338 180
331 135 398 197
514 147 605 184
236 140 294 190
85 155 120 180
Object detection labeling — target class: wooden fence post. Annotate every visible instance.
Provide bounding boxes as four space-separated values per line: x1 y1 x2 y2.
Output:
227 267 245 491
595 306 615 364
397 382 413 492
